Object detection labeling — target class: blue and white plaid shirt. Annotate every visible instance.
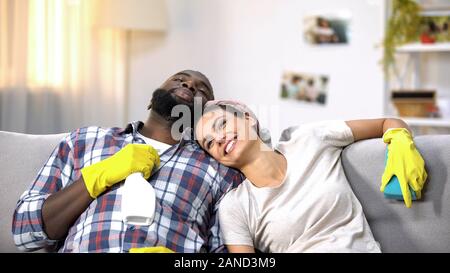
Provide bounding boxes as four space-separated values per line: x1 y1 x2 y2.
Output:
12 121 244 252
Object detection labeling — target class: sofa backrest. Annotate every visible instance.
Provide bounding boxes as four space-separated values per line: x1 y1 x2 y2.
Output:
0 131 68 253
342 135 450 253
2 129 449 253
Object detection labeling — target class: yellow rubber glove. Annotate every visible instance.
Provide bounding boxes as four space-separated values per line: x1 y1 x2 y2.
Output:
81 144 160 198
381 128 428 208
129 246 175 253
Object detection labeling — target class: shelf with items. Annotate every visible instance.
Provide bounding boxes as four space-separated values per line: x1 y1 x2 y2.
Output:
387 45 450 133
387 43 450 134
383 1 450 135
389 43 450 128
393 42 449 89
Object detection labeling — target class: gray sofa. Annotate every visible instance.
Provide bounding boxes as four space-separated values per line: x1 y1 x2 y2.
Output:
1 130 449 252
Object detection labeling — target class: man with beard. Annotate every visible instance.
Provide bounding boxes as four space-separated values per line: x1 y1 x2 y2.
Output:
12 70 244 253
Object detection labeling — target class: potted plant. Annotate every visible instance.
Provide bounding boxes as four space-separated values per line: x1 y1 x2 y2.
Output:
382 0 421 77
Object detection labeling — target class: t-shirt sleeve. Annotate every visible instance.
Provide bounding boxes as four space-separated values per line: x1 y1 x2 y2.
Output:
218 190 254 247
280 120 354 148
313 120 355 147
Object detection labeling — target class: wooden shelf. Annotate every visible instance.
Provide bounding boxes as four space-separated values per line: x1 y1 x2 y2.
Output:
420 6 450 17
396 42 450 53
402 117 450 128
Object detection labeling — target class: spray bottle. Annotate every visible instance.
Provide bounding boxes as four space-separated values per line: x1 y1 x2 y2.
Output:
121 172 156 226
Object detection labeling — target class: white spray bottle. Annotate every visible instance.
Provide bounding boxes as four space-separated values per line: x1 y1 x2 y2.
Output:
121 172 156 226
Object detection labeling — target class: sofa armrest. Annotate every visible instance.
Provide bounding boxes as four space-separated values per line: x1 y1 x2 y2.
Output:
0 131 68 253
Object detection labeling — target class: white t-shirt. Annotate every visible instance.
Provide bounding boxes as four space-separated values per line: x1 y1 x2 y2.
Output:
218 121 381 253
136 132 172 155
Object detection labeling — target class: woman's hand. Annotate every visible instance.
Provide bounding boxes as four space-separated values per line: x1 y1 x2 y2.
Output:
381 128 428 208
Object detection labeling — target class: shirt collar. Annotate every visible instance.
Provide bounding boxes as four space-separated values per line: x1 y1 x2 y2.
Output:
120 121 143 136
120 121 196 145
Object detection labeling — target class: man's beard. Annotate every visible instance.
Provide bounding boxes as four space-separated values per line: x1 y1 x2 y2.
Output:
149 88 198 127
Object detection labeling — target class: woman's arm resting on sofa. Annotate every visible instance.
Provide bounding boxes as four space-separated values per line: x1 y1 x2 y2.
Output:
345 118 411 142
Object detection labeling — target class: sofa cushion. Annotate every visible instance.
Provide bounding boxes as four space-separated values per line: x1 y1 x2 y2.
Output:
342 135 450 253
0 131 67 253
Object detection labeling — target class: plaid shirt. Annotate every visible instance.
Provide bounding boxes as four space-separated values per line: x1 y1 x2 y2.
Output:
12 121 243 252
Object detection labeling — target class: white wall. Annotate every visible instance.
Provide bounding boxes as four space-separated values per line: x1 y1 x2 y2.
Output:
128 0 224 122
128 0 387 139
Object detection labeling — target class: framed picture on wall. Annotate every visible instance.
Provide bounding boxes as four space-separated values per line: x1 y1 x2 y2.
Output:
303 11 351 45
280 71 329 105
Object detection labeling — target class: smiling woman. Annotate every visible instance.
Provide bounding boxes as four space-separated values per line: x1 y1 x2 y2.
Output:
193 100 417 253
195 100 270 168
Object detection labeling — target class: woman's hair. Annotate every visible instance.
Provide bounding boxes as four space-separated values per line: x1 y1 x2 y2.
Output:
197 100 272 146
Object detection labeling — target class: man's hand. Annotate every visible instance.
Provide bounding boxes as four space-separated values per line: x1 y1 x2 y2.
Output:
81 144 160 198
381 128 428 208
